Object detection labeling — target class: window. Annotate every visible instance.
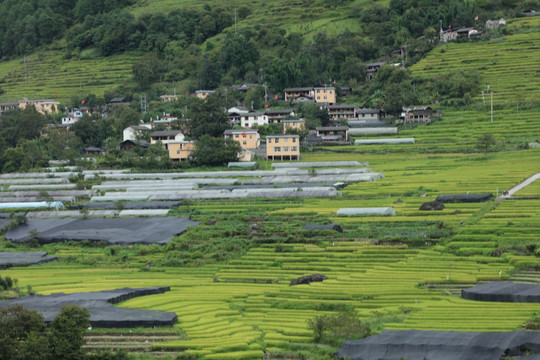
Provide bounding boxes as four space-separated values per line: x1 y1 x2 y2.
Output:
235 134 239 138
267 138 271 143
291 147 297 152
275 138 279 143
177 150 180 154
292 138 296 143
274 147 281 152
283 147 289 152
249 135 252 139
243 141 247 145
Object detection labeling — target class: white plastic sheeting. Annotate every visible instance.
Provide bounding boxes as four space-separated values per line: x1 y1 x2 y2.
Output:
337 207 396 216
355 138 415 145
0 196 75 203
228 162 256 168
272 161 366 168
8 184 78 191
349 127 398 135
0 201 64 209
243 173 384 184
0 178 68 184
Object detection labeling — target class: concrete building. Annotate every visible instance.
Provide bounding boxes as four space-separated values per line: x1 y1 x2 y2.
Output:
266 135 300 160
224 129 260 150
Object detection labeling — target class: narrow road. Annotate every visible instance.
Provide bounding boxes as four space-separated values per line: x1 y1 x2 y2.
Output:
498 172 540 199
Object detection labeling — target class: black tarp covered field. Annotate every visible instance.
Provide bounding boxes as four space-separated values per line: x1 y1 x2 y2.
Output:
0 287 177 327
435 193 493 203
335 330 540 360
5 217 200 245
462 281 540 303
0 251 57 269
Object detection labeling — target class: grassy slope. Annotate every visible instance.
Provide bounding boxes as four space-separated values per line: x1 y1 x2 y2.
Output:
0 0 370 103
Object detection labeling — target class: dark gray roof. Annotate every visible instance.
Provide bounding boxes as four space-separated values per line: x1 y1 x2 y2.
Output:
109 97 127 103
327 104 357 109
403 106 432 112
241 111 265 117
121 139 149 148
284 87 313 92
266 134 300 138
357 108 381 114
150 130 183 137
224 129 259 135
316 126 349 131
366 62 386 67
265 109 294 115
129 125 151 131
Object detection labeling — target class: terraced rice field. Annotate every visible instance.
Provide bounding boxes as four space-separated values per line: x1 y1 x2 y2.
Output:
0 51 139 103
412 16 540 105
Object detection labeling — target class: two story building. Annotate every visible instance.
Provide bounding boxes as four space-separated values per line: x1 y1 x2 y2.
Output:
266 135 300 161
160 94 179 103
313 86 336 105
224 129 260 150
327 104 357 120
265 109 295 124
283 119 306 133
0 98 60 115
239 111 268 128
401 107 434 123
150 130 186 148
316 126 349 142
168 141 195 161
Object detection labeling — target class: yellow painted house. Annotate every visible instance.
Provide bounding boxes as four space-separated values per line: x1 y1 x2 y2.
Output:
313 87 336 105
283 119 305 133
0 98 60 115
195 90 215 99
168 141 195 161
224 129 260 150
266 135 300 160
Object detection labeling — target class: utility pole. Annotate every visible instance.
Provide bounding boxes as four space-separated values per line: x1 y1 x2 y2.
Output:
140 95 147 113
263 82 268 104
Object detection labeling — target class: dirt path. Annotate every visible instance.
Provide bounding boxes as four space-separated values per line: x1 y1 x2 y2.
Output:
498 172 540 199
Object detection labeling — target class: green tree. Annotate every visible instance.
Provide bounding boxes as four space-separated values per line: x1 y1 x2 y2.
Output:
50 305 90 360
476 133 496 155
186 95 230 139
0 305 50 360
132 52 167 88
191 135 241 166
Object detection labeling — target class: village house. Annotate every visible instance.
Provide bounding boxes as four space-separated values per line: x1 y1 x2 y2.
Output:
195 90 215 99
168 141 195 161
239 111 268 128
160 94 179 103
120 139 149 151
265 109 295 124
0 98 60 115
150 130 185 148
401 107 435 123
439 28 458 43
107 97 130 106
266 135 300 161
486 18 506 29
313 86 336 105
365 62 386 80
284 87 313 102
316 126 349 142
283 119 305 133
327 104 357 120
228 106 250 126
229 83 257 93
61 110 84 125
150 113 179 129
123 125 152 142
224 129 260 150
83 146 105 156
356 108 385 122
